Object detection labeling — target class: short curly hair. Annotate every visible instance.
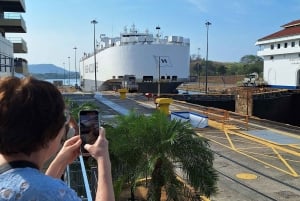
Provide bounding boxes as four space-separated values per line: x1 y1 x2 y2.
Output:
0 76 65 155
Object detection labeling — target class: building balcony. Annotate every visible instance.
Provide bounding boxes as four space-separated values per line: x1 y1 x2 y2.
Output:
0 0 26 12
7 37 27 53
14 57 28 75
257 46 300 57
0 14 27 33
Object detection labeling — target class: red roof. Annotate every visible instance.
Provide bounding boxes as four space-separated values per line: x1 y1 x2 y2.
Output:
258 19 300 41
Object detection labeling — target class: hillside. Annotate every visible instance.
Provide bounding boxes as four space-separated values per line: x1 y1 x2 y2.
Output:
28 64 67 74
28 64 78 80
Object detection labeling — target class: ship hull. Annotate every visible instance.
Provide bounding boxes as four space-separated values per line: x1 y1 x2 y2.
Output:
79 26 190 93
137 81 182 94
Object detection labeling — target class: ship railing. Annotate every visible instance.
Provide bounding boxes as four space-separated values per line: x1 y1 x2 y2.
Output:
65 155 98 201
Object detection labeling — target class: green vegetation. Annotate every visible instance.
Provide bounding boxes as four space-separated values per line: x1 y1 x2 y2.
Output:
107 111 218 200
190 54 263 76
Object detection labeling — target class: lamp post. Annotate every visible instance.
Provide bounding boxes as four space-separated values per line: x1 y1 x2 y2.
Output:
205 21 211 94
68 56 71 85
91 19 98 91
197 47 200 90
63 62 65 85
73 46 77 87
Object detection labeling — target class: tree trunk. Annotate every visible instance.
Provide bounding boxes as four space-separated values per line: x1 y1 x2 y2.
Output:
130 186 135 201
148 158 164 201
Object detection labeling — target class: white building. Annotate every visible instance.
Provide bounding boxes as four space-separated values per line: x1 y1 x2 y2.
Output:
0 0 28 78
256 19 300 89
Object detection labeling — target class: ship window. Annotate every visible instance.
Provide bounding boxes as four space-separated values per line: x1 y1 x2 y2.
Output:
270 44 274 50
270 56 274 60
284 43 288 48
277 44 280 49
161 76 165 80
118 76 123 79
112 76 116 79
167 76 170 80
172 76 177 81
292 41 295 47
89 64 94 72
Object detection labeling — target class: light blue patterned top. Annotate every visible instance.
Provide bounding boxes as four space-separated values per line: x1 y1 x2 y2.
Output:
0 167 82 201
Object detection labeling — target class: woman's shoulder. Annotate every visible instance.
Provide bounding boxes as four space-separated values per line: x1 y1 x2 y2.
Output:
0 168 81 201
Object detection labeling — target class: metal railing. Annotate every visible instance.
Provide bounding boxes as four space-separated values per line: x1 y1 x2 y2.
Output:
65 156 98 201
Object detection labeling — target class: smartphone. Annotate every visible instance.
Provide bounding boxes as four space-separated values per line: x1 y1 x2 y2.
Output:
79 110 100 155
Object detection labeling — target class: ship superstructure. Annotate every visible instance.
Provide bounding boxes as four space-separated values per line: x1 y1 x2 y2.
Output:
0 0 28 78
80 25 190 93
256 19 300 89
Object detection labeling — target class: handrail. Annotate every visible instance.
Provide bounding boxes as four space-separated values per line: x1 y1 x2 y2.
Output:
79 155 93 201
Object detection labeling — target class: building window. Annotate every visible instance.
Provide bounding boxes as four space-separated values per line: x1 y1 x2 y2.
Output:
292 41 295 47
277 44 280 49
284 43 288 48
270 44 274 50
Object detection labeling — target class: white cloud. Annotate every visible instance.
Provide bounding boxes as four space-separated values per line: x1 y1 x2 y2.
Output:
185 0 209 13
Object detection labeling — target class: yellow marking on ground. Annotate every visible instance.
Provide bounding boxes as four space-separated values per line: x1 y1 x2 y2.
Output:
231 130 300 157
200 195 211 201
272 147 298 177
169 104 300 177
236 173 257 180
224 128 236 150
289 144 300 149
206 135 299 177
197 128 300 177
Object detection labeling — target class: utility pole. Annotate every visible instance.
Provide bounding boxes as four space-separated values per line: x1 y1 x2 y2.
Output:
91 19 98 91
205 21 211 94
73 46 77 87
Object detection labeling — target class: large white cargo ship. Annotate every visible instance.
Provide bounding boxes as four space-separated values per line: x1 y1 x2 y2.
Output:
79 25 190 94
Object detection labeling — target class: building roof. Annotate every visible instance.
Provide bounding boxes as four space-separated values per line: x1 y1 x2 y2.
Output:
257 19 300 41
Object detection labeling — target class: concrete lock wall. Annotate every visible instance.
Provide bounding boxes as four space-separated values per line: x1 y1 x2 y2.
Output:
235 88 253 116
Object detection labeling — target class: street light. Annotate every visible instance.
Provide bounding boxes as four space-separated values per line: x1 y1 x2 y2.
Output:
73 46 78 88
205 21 211 94
68 56 71 85
63 62 65 85
91 19 98 91
197 47 200 90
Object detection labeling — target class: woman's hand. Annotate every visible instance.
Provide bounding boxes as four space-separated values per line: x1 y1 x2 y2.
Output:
58 135 81 164
46 135 81 178
84 127 115 200
84 127 109 161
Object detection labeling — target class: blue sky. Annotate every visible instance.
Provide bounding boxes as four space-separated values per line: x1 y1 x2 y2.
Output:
9 0 300 70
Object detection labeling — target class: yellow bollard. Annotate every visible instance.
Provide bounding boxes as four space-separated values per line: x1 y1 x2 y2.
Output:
155 98 173 115
118 88 128 99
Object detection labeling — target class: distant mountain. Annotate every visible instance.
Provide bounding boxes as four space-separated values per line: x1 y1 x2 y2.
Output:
28 64 70 74
28 64 78 80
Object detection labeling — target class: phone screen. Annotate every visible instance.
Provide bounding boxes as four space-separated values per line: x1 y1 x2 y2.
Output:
79 110 99 155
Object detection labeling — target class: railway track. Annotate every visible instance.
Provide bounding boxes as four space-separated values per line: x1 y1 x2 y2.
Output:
214 151 300 201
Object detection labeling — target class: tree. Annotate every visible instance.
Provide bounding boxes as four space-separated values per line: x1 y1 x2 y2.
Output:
107 111 218 200
240 55 263 75
240 55 263 64
216 65 226 75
